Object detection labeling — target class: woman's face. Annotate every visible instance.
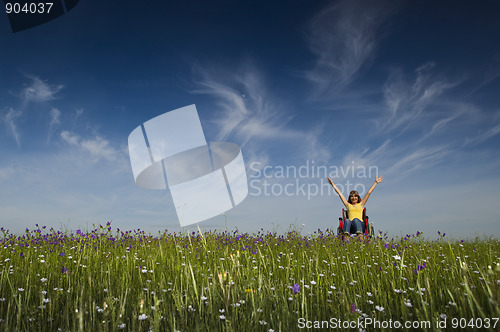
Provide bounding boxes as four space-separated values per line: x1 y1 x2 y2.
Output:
350 193 359 204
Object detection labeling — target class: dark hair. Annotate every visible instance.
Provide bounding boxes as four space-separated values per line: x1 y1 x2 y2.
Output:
347 190 361 204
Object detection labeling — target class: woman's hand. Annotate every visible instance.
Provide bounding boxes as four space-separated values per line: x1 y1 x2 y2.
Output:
375 176 384 184
327 177 334 186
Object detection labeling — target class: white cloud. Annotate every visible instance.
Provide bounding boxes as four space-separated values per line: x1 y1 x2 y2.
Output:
191 62 331 163
60 130 120 162
1 108 22 146
304 0 396 96
463 121 500 147
379 63 462 135
20 75 63 105
47 107 61 143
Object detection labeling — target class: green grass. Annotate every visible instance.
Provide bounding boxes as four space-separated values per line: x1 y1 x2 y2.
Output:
0 224 499 331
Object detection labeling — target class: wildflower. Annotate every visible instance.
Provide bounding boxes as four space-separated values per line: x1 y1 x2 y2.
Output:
40 278 47 283
350 303 356 313
393 255 401 260
375 305 384 312
138 314 148 320
219 309 225 313
292 283 300 294
61 265 68 274
367 292 373 297
220 315 226 320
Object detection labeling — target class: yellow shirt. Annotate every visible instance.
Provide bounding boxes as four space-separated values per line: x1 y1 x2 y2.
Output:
347 203 363 221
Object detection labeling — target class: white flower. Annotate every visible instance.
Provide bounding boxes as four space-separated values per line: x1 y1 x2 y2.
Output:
393 255 401 260
220 315 226 320
40 278 47 283
375 305 384 312
138 314 147 320
219 309 225 313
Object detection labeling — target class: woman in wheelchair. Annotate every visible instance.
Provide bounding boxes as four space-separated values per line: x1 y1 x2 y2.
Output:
327 176 383 239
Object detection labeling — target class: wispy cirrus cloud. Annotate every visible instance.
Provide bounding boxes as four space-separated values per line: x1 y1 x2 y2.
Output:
379 62 463 135
60 130 121 162
1 108 23 147
47 108 61 143
20 75 63 105
191 62 331 162
2 76 65 146
344 61 500 178
304 0 396 97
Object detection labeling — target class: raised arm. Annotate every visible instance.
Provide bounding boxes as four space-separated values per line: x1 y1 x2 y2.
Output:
360 176 384 206
327 177 348 207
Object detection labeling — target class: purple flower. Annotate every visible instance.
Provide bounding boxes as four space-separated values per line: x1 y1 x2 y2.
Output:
76 229 82 235
292 283 300 294
414 262 427 274
59 252 65 257
384 243 389 249
61 265 68 274
20 252 24 258
350 303 356 313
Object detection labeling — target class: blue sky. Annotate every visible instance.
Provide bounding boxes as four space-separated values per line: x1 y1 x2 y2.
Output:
1 0 499 239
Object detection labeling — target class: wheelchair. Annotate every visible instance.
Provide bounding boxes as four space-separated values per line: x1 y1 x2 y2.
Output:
337 207 374 238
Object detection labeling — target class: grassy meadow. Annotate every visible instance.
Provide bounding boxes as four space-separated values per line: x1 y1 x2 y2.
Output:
0 223 499 331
